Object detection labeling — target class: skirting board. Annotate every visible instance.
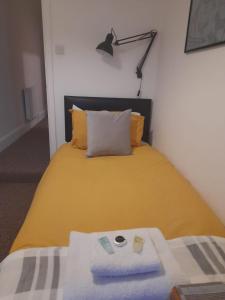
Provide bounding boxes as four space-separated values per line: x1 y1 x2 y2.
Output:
0 110 47 153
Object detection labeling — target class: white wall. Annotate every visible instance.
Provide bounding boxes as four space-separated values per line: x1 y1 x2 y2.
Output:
0 0 47 152
43 0 164 148
153 0 225 223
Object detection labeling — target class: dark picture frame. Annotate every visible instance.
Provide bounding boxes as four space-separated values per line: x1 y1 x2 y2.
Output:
185 0 225 53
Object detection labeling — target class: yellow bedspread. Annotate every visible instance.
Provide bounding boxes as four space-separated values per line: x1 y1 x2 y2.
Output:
11 144 225 252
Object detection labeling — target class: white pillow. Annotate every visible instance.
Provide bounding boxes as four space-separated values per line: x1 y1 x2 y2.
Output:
72 104 83 111
72 104 140 115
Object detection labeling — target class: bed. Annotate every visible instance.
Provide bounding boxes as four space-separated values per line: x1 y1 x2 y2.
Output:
10 96 225 253
1 96 224 299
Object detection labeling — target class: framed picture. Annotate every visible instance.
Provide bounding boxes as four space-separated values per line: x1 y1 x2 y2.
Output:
185 0 225 53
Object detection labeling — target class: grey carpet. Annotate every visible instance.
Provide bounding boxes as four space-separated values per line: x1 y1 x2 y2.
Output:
0 118 49 262
0 119 50 182
0 182 38 262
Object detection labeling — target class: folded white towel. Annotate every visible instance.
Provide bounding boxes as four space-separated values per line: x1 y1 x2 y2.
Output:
63 228 187 300
90 228 161 277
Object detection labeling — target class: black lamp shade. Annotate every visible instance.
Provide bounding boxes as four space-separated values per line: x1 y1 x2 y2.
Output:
96 33 114 56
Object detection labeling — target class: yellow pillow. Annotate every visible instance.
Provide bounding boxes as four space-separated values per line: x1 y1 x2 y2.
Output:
130 114 145 146
71 110 144 149
71 110 87 149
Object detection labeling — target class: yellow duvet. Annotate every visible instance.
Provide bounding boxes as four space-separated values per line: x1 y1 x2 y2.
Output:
11 144 225 252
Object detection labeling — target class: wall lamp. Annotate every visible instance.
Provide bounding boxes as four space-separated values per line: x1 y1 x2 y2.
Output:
96 28 157 95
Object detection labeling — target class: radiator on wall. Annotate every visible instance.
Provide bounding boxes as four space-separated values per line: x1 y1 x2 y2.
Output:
23 88 34 121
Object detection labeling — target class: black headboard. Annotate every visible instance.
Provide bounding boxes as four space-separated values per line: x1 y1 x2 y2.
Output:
64 96 152 143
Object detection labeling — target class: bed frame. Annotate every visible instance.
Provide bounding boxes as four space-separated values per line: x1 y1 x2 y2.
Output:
64 96 152 143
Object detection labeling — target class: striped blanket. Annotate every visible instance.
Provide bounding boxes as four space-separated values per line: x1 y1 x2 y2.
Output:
0 236 224 299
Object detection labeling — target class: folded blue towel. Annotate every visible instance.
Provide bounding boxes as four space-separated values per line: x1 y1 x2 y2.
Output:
63 228 186 300
90 229 161 277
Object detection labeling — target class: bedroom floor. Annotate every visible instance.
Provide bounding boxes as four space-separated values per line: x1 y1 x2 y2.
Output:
0 119 50 262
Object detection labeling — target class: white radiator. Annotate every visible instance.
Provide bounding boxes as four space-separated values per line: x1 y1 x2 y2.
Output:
23 88 34 121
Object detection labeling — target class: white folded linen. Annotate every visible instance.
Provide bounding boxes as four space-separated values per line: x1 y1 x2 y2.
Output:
63 228 187 300
90 228 161 277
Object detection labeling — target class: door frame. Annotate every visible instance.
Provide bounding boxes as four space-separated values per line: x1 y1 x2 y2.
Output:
41 0 57 156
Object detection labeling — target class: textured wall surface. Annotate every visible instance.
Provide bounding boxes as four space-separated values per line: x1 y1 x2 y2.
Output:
42 0 164 147
0 0 46 151
153 0 225 223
